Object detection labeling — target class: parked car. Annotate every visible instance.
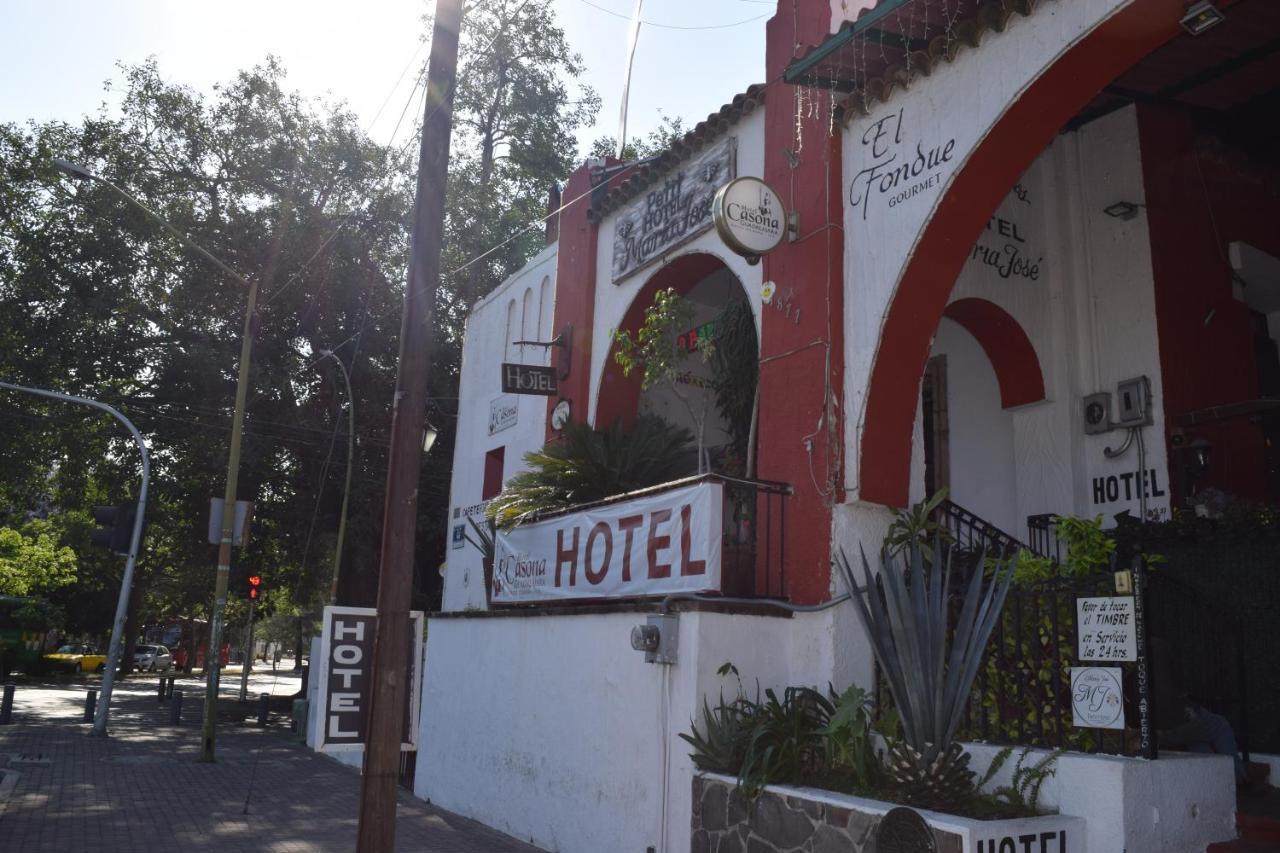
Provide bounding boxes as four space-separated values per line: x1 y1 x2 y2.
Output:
133 644 172 672
44 643 108 674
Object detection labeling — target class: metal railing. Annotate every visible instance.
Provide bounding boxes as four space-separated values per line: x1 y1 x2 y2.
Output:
934 499 1025 558
719 477 792 600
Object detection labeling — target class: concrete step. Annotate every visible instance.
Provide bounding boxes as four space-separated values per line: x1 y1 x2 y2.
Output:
1206 812 1280 853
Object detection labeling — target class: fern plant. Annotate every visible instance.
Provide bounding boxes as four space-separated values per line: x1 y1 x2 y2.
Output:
486 416 696 526
976 746 1061 815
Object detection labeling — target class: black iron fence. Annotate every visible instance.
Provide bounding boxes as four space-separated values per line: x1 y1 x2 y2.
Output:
956 570 1146 756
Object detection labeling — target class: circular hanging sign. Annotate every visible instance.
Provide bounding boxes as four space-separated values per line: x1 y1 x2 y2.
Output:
550 399 572 431
713 177 786 261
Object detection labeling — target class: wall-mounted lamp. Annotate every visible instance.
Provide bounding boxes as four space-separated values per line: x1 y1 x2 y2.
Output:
1180 1 1225 36
1103 201 1144 221
1188 438 1212 480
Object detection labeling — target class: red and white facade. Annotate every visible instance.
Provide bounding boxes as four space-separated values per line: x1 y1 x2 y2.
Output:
418 1 1278 850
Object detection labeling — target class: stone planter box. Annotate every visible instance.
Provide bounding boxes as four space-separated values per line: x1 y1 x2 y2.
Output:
692 773 1085 853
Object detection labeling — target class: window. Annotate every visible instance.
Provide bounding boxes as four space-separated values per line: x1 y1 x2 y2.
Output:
482 446 506 500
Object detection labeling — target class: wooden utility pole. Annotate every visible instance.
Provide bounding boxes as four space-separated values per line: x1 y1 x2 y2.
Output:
356 1 464 849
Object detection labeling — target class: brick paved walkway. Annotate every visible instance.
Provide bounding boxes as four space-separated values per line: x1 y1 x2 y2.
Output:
0 678 540 852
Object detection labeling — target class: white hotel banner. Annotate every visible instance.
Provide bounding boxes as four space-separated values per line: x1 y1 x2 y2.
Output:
492 481 723 603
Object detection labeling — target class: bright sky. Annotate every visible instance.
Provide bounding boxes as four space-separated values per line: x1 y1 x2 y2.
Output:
0 0 770 156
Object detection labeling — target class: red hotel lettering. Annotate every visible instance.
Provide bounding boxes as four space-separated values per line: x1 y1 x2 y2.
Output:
585 521 613 585
556 527 580 587
647 509 673 578
679 504 705 576
616 514 643 581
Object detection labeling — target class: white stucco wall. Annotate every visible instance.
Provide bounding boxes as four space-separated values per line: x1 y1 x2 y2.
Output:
441 245 559 612
416 607 848 853
964 742 1237 853
588 109 767 427
930 319 1019 534
913 105 1171 539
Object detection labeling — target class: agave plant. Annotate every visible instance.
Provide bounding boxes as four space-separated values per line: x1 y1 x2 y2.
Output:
835 536 1015 810
487 415 696 527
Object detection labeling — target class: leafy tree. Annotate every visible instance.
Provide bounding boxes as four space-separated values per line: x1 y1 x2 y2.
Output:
0 0 605 651
439 0 600 324
0 520 77 597
589 112 688 162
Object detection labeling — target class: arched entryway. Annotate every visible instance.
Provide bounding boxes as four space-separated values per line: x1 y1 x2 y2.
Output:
859 0 1188 507
921 300 1045 535
596 251 760 475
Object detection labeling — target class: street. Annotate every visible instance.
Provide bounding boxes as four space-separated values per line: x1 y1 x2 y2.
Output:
0 669 541 852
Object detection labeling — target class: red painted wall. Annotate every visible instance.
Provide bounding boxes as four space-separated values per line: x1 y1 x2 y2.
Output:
758 0 844 604
545 164 603 443
1139 104 1279 504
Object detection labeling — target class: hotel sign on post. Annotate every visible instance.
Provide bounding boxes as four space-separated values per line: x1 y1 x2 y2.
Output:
501 362 557 396
491 481 723 603
611 137 735 282
315 606 424 753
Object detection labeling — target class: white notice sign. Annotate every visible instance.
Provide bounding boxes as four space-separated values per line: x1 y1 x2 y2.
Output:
488 395 518 435
1077 596 1136 661
492 481 723 603
1071 667 1125 730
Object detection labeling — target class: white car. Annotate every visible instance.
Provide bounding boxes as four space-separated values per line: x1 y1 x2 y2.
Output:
133 644 172 672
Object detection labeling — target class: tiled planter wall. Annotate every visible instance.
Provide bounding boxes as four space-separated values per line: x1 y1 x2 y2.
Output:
691 775 963 853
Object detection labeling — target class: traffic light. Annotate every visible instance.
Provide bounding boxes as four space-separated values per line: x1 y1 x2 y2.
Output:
90 503 137 555
247 574 263 601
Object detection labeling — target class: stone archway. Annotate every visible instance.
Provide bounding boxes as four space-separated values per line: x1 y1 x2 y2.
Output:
595 251 756 433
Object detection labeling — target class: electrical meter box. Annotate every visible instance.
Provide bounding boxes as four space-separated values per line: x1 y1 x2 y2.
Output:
1115 376 1153 427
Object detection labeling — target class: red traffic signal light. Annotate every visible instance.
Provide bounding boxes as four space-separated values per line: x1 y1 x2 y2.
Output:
248 574 262 600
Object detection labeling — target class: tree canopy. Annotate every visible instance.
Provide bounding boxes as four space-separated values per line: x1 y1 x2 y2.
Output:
0 0 605 651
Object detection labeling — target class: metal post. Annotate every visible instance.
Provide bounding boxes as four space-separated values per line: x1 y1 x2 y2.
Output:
356 1 463 848
238 596 257 702
169 690 183 725
202 274 261 761
157 678 166 703
84 689 97 723
315 351 355 605
0 683 14 724
0 381 149 738
49 162 255 756
257 693 270 727
1132 555 1157 760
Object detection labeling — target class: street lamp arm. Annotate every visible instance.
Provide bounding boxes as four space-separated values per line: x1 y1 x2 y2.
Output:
53 159 251 290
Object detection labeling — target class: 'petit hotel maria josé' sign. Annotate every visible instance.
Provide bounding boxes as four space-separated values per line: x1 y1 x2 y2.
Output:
611 137 735 282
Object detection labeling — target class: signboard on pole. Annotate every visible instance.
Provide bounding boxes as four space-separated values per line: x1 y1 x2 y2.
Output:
1076 596 1137 661
491 480 723 604
315 606 424 753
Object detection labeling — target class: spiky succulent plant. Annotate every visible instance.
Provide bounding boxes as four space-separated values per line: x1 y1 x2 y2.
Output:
835 536 1015 810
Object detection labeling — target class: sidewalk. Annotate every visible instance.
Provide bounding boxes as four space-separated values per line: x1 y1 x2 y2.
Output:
0 675 541 852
